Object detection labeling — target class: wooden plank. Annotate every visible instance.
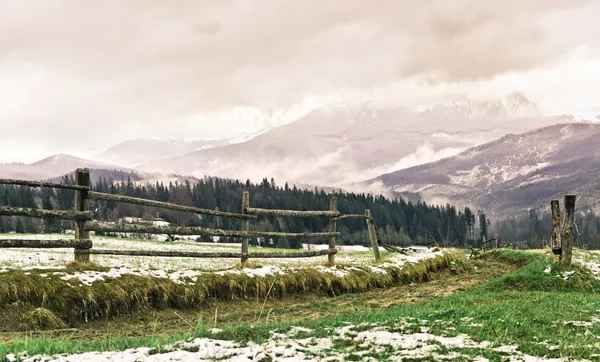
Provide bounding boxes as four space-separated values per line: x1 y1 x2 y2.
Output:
74 169 91 262
331 214 373 222
88 191 256 220
241 191 250 263
245 207 339 218
0 206 92 221
86 222 340 238
365 209 381 261
82 249 242 258
0 178 89 191
550 199 561 253
251 249 336 258
0 239 93 249
328 197 337 265
81 248 336 259
561 194 576 265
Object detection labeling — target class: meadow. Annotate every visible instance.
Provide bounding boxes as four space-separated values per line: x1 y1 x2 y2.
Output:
1 233 599 361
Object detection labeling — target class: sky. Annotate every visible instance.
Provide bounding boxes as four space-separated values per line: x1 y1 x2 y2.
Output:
1 0 600 162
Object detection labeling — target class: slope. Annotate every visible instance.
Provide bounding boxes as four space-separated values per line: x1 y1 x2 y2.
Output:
368 123 600 215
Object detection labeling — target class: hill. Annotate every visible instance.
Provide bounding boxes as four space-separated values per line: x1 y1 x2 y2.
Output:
367 123 600 216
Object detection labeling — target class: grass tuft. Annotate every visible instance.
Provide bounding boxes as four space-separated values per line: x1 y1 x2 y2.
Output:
23 308 67 331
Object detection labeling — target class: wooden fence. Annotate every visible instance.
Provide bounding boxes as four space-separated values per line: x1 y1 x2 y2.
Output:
550 194 577 266
0 168 382 265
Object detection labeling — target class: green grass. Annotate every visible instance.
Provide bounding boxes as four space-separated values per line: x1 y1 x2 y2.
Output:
3 249 598 360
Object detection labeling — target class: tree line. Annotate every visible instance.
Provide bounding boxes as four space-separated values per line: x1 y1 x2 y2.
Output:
0 174 490 248
494 208 600 249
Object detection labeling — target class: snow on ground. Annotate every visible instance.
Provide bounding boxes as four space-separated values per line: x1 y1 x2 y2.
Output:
0 234 440 285
574 249 600 279
8 319 592 362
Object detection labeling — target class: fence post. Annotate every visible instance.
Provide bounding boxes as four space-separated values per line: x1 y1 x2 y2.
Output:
74 168 91 262
241 191 250 264
328 196 337 265
365 209 381 262
494 232 499 249
550 200 561 253
561 194 576 266
482 236 486 252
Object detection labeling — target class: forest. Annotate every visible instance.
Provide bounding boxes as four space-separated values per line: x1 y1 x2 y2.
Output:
0 172 491 249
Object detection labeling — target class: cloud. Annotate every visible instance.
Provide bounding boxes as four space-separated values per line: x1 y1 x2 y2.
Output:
0 0 600 161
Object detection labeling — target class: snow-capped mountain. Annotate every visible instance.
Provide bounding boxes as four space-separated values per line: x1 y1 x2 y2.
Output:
366 122 600 216
136 100 567 187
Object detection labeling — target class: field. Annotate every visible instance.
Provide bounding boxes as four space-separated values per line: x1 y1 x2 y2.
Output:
1 234 600 361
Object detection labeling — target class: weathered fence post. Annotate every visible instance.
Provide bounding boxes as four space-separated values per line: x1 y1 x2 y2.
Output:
494 232 499 249
550 199 561 254
241 191 250 264
482 236 486 252
328 197 337 265
561 194 576 266
74 168 91 262
365 209 381 262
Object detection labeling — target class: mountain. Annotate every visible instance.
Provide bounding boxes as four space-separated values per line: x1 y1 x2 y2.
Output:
136 99 567 187
366 122 600 216
91 138 230 168
0 154 129 181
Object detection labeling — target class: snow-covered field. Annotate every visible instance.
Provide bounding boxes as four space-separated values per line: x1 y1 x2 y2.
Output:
9 318 597 362
0 234 388 272
0 233 441 287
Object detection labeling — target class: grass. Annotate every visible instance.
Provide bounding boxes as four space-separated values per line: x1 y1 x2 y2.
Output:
2 249 598 360
0 251 467 330
3 249 598 360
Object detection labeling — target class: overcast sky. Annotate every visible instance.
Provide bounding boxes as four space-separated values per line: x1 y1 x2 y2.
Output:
1 0 600 162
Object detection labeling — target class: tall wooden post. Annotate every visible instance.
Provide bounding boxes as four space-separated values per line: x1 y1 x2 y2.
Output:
328 197 337 265
494 232 499 249
561 194 576 266
241 191 250 264
74 168 91 262
550 200 561 252
365 209 381 262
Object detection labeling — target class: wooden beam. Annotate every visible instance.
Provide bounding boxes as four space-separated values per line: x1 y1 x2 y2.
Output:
561 194 576 266
241 191 250 263
74 169 91 262
0 239 93 249
328 197 337 265
331 214 373 222
81 248 336 259
0 206 92 221
0 178 89 191
88 191 256 220
245 207 339 218
86 222 340 238
550 199 561 253
366 209 381 262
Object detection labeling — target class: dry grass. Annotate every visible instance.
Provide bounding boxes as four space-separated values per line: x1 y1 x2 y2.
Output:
23 308 67 331
0 251 470 329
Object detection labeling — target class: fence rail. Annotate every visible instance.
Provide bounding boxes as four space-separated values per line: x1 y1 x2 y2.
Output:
0 238 92 249
0 168 381 266
0 206 93 221
0 178 89 191
88 192 256 220
78 248 336 259
245 207 339 218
